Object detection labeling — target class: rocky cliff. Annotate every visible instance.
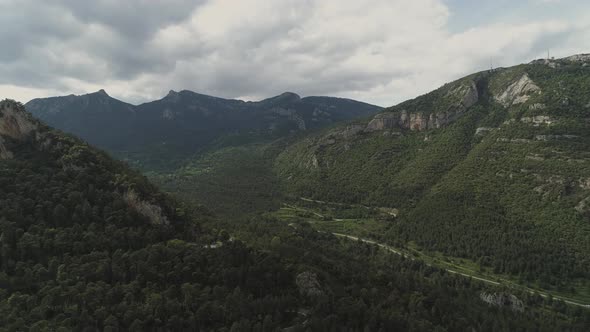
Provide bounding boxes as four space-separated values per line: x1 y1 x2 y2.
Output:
493 73 541 107
0 100 39 159
366 80 479 132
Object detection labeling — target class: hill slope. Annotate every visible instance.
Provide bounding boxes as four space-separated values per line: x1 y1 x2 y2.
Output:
0 99 307 330
26 90 381 170
3 100 588 330
275 55 590 289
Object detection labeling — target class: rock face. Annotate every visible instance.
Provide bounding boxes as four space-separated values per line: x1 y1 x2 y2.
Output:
494 74 541 107
475 127 493 136
123 190 170 225
529 103 546 110
366 81 479 132
295 271 324 297
480 292 524 312
562 54 590 63
521 115 553 125
575 196 590 213
579 178 590 190
0 100 38 159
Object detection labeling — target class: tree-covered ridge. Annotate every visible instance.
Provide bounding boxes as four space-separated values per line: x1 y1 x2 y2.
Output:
275 56 590 289
3 100 589 331
0 99 299 330
25 90 382 171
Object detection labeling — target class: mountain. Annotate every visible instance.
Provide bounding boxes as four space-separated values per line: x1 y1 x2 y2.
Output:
275 54 590 291
0 99 303 329
24 89 136 151
26 90 381 170
5 99 585 331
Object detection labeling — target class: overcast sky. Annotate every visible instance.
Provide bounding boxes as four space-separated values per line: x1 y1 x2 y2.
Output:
1 0 589 106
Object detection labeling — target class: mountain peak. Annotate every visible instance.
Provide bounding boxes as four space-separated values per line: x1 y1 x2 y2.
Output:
278 91 301 100
259 92 301 105
96 89 109 96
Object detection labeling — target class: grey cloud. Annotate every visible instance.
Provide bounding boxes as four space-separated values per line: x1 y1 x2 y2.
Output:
1 0 589 106
55 0 204 39
0 0 206 87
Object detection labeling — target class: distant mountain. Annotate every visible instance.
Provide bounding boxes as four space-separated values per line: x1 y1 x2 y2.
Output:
26 90 381 170
276 54 590 288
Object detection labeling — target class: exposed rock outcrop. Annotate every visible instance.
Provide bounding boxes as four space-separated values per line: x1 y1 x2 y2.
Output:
123 190 170 225
529 103 546 110
341 124 365 138
575 196 590 213
521 115 553 125
494 74 541 107
579 178 590 190
296 271 324 297
0 100 39 159
562 54 590 63
308 154 319 169
535 134 579 141
366 81 478 132
480 292 524 312
475 127 494 136
366 112 402 131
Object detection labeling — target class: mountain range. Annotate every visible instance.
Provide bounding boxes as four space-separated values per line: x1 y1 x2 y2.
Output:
5 99 586 330
6 53 590 329
25 90 381 170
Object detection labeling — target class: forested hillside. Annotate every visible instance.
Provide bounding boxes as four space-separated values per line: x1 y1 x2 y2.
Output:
276 55 590 292
3 99 589 330
0 99 300 330
26 90 381 171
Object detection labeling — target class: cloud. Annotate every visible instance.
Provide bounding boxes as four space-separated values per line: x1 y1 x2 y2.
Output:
0 0 589 106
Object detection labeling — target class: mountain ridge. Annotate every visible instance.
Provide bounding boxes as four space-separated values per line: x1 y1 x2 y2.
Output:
5 99 585 330
275 53 590 289
26 89 382 170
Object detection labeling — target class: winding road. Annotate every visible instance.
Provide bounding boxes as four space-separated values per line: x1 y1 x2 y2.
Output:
332 232 590 309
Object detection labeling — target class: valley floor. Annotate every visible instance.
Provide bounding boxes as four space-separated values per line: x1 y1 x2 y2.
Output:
268 199 590 309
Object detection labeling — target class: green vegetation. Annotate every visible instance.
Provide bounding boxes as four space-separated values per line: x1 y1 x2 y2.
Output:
26 91 381 173
8 55 590 330
276 60 590 295
151 142 286 217
6 100 589 331
268 200 590 306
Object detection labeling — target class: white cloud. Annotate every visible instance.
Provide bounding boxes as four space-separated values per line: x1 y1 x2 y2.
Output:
1 0 589 106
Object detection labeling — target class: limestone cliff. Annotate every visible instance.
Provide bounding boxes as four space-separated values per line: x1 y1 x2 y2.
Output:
366 80 479 132
0 100 39 159
493 73 541 107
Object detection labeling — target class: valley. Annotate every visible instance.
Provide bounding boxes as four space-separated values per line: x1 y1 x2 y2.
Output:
268 199 590 308
5 1 590 330
5 53 590 330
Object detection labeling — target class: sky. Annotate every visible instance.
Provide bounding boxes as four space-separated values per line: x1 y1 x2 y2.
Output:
1 0 589 107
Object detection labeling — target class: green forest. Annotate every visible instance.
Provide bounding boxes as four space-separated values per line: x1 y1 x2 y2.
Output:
3 56 590 331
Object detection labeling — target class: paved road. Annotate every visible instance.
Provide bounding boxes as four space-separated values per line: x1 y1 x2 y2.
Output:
332 232 590 309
